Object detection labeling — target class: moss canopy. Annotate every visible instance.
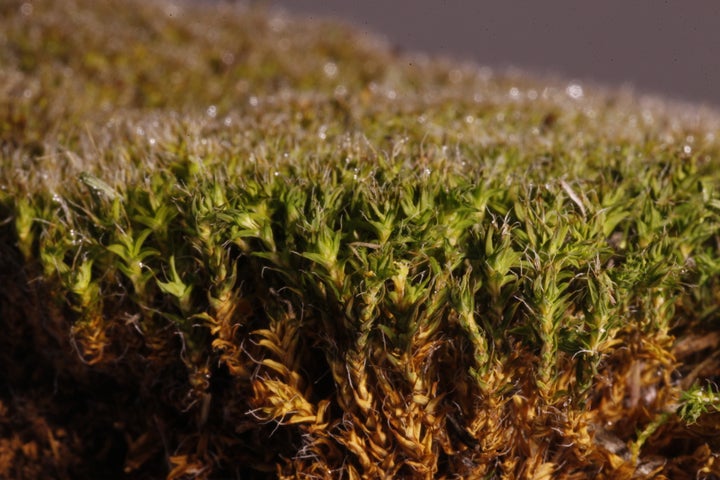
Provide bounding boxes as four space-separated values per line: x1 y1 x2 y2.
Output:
1 0 720 478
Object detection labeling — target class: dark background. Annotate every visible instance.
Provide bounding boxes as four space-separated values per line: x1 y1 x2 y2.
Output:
268 1 720 109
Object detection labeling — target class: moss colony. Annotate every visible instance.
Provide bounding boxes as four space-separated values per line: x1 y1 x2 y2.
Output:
1 0 719 478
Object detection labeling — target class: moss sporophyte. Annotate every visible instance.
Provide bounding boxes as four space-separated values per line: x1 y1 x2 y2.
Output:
0 0 719 478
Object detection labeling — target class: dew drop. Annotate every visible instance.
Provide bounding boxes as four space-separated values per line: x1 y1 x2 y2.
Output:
248 96 258 107
683 144 692 154
465 115 474 124
149 138 156 146
206 105 217 118
323 62 338 78
318 125 327 140
221 51 235 66
566 84 584 100
136 127 145 136
223 116 232 126
509 87 520 99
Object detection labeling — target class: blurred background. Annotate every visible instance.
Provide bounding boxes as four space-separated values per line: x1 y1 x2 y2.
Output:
268 1 720 109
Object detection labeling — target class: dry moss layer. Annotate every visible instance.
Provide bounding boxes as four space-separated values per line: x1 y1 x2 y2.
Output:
1 0 720 478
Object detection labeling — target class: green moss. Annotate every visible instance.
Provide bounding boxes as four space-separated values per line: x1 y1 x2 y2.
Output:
1 0 719 478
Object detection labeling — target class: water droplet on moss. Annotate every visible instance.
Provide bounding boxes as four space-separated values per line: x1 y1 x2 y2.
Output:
509 87 520 99
248 96 258 107
323 62 338 78
683 145 692 154
221 52 235 66
566 83 584 100
206 105 217 118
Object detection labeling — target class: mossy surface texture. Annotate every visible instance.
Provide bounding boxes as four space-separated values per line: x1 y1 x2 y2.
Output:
2 0 720 478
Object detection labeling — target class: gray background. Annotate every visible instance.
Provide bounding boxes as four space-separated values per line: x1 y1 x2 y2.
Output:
268 1 720 109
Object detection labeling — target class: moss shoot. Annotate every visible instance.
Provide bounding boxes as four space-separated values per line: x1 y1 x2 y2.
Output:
1 0 719 478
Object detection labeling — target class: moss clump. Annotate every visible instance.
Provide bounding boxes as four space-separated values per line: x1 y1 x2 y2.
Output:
1 0 720 478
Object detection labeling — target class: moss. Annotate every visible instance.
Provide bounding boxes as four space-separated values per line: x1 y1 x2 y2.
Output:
1 0 719 478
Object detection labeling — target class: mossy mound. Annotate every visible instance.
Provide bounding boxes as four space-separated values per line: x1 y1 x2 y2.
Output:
1 0 719 478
